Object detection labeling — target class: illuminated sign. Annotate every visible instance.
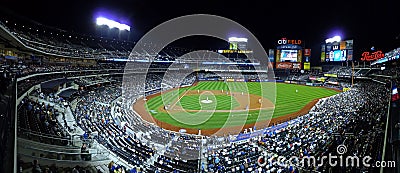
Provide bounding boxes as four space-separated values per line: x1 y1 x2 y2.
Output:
277 44 302 50
229 42 238 50
278 38 302 45
324 74 338 77
347 50 353 61
276 62 292 69
268 49 275 63
317 77 326 82
228 37 248 42
297 50 302 62
361 51 385 61
345 40 354 49
340 41 346 50
304 49 311 57
293 63 301 69
304 62 310 70
217 50 253 54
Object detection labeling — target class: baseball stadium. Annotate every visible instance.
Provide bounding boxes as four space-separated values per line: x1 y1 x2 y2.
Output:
0 2 399 173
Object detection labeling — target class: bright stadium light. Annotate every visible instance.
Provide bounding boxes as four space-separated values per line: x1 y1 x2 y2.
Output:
96 17 130 31
228 37 248 42
325 36 341 43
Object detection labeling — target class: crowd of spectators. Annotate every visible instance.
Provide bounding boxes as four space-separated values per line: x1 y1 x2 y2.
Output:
18 97 70 145
257 81 389 172
73 84 155 171
205 141 261 173
325 66 352 77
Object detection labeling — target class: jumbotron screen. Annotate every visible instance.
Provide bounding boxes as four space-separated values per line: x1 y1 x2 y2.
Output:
280 50 298 62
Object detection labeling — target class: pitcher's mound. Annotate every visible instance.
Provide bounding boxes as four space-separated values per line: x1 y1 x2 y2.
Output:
200 99 213 104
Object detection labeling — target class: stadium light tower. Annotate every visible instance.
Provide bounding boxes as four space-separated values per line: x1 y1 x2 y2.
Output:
325 36 341 43
96 17 130 31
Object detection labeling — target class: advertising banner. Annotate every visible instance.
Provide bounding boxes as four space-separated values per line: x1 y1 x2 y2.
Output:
292 63 302 69
303 62 310 70
276 50 281 62
276 62 293 69
327 81 339 85
345 40 354 49
229 42 238 50
326 45 332 52
329 51 334 62
343 88 351 92
333 50 341 61
361 50 385 61
324 74 338 77
277 44 302 50
347 49 353 61
268 49 275 63
317 77 326 82
326 52 330 62
248 79 261 82
297 49 302 62
321 52 325 62
332 42 340 51
199 78 219 81
304 49 311 56
340 41 346 50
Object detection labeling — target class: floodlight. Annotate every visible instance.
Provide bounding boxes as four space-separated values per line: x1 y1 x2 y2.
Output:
96 17 130 31
325 36 341 43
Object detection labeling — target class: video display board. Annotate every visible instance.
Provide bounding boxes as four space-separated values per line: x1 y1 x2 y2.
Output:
280 50 298 62
321 39 353 62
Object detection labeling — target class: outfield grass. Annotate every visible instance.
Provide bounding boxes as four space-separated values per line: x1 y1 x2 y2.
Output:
144 81 339 129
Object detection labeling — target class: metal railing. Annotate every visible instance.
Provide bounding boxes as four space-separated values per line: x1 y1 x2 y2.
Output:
18 128 91 148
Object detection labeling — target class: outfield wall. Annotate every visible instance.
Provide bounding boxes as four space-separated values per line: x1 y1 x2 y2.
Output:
199 77 342 91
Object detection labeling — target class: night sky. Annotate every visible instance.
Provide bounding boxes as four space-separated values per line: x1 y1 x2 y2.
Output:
1 0 399 64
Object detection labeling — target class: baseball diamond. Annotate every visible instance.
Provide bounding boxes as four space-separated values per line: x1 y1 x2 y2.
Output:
133 81 339 135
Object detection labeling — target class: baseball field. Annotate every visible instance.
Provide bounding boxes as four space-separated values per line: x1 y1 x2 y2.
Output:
133 81 339 135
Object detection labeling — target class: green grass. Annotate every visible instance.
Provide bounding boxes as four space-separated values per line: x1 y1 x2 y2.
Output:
144 81 339 129
178 95 240 110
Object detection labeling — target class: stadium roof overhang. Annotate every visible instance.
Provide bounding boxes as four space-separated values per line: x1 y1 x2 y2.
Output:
0 24 96 60
0 24 26 49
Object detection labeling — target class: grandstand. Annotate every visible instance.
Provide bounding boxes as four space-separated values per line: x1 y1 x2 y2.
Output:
0 11 399 173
